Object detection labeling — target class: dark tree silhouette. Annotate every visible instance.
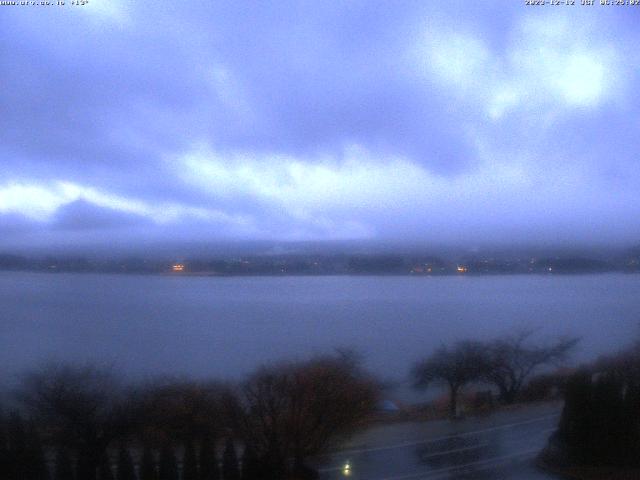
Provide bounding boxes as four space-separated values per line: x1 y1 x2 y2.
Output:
482 330 579 404
591 373 627 464
182 441 198 480
116 446 136 480
240 444 260 480
199 434 219 480
18 364 134 480
99 453 115 480
0 410 8 480
53 447 75 480
139 446 157 480
222 438 240 480
412 341 486 418
24 422 48 480
553 341 640 468
239 352 379 478
158 445 178 480
134 380 228 446
6 411 27 480
557 370 594 463
3 412 48 480
557 372 632 465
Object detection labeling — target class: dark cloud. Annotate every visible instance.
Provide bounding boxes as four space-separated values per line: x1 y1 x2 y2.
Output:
0 2 639 248
51 200 150 231
0 213 38 237
0 1 478 178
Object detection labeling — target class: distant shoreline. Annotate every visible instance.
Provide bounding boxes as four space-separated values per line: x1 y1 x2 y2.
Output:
1 251 638 277
1 268 638 277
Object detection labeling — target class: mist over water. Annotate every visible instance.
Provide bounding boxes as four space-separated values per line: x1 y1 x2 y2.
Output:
2 272 638 398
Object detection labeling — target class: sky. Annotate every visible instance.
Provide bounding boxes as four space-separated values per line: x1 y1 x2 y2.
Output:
1 1 639 251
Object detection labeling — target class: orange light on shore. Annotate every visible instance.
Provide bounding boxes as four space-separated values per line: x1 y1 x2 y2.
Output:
172 264 185 272
456 265 467 273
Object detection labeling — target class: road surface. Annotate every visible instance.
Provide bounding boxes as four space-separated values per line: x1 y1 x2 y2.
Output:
315 402 562 480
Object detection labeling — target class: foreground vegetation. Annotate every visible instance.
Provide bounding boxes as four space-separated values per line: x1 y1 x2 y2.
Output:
412 329 578 417
0 352 379 480
8 329 640 480
540 339 640 476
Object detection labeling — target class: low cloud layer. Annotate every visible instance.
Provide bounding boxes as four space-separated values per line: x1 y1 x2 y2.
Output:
1 2 639 249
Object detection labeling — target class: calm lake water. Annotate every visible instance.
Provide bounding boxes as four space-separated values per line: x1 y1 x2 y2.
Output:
1 272 639 394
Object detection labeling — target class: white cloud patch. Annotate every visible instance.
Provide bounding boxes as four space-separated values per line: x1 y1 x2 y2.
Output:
176 144 435 217
0 181 249 230
209 65 254 119
79 0 132 26
170 142 640 242
0 184 68 222
413 14 623 120
418 30 495 97
3 137 639 244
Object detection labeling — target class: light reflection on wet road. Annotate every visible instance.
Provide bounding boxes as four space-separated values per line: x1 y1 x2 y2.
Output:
316 403 562 480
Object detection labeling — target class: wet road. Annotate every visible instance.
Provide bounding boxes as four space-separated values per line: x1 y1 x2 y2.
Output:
316 403 562 480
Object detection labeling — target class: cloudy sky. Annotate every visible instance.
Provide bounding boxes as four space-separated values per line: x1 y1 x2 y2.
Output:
1 1 639 250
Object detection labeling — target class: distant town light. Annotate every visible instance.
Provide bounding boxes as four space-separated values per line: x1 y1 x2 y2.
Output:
456 265 467 273
172 263 185 272
342 462 352 476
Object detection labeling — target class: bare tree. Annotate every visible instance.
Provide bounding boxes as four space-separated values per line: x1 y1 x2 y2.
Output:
482 330 579 404
133 379 229 445
412 341 486 418
17 363 133 480
239 353 380 478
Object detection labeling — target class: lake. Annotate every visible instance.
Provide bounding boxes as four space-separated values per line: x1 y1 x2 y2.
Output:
1 272 639 397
